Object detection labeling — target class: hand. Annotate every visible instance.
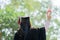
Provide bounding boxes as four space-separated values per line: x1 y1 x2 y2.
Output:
47 9 51 21
47 13 51 20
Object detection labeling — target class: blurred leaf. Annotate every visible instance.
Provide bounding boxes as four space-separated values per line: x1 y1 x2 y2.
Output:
5 5 14 13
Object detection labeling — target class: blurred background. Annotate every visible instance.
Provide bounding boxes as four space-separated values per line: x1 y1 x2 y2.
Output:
0 0 60 40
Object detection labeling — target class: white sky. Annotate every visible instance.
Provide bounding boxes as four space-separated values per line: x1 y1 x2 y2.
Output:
0 0 11 9
51 0 60 7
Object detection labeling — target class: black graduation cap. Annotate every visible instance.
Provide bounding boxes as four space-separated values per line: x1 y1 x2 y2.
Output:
18 17 30 33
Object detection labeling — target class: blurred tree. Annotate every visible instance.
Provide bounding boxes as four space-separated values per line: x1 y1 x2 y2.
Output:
0 0 59 40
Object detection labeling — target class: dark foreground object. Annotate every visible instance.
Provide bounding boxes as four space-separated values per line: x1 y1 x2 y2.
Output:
14 27 46 40
25 27 46 40
14 17 46 40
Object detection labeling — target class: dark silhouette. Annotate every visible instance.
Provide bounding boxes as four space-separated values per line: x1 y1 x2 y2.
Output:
25 27 46 40
14 17 46 40
14 29 24 40
14 17 30 40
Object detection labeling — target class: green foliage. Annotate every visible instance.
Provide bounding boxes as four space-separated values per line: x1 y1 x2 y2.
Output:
24 0 41 11
0 0 41 40
0 0 59 40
